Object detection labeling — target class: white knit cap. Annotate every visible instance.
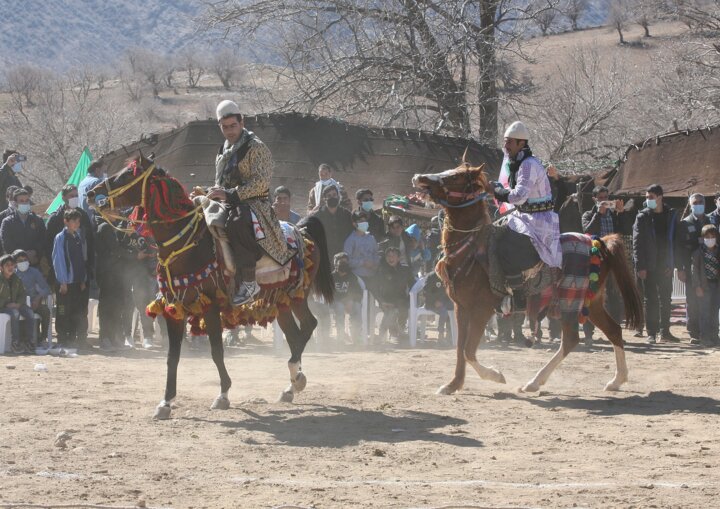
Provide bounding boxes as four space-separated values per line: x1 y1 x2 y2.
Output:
503 121 530 140
216 99 241 121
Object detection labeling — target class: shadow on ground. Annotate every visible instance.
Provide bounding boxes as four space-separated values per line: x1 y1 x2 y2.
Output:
187 404 483 448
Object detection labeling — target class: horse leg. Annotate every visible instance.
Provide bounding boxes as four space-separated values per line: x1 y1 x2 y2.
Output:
205 306 232 410
276 304 310 403
465 305 506 384
520 318 580 393
154 318 184 420
588 299 628 391
437 305 469 395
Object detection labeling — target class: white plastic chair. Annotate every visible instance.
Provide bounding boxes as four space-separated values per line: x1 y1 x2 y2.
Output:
87 298 99 334
671 269 686 302
408 275 458 348
0 314 11 353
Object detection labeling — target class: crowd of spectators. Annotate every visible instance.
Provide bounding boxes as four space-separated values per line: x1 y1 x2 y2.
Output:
1 151 718 355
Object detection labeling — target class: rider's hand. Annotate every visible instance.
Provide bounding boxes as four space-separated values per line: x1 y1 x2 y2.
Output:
547 164 559 179
207 189 227 201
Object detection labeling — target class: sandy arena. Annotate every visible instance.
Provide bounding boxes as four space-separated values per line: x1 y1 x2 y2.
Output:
2 326 719 509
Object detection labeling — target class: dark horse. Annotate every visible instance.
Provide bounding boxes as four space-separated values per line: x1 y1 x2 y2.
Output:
413 163 643 394
88 155 333 419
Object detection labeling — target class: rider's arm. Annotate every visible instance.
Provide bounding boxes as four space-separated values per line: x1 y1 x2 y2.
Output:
504 162 537 206
227 143 272 206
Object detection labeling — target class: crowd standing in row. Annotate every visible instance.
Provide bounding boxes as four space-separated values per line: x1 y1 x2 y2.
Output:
1 147 718 354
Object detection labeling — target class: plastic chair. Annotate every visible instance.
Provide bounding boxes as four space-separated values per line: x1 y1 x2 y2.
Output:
87 298 99 334
0 313 11 353
408 275 457 348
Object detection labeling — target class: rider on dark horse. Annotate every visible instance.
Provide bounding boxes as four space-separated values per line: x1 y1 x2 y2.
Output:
490 121 562 312
206 100 296 306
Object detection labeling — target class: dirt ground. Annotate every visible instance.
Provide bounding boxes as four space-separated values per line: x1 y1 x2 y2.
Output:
1 324 719 509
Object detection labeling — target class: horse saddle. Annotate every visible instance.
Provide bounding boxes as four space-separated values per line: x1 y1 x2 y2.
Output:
214 220 302 286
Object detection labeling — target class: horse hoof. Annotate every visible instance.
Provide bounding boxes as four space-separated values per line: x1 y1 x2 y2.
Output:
210 396 231 410
292 372 307 393
520 382 540 393
436 385 455 395
604 382 621 392
153 404 172 420
279 389 294 403
489 367 506 384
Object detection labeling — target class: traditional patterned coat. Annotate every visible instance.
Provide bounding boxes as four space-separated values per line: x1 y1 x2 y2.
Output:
215 130 295 265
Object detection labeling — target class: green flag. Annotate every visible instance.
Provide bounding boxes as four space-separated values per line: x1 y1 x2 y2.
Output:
46 147 93 215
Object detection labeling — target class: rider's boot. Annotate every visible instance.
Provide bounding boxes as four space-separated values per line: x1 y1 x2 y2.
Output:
233 267 260 306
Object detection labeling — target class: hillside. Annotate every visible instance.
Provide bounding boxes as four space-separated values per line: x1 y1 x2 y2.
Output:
0 0 616 70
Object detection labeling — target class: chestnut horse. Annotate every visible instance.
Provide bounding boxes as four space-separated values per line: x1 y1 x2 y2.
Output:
88 155 333 419
412 164 643 394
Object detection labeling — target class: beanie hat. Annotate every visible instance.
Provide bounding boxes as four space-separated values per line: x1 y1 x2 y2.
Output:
503 121 530 140
216 100 241 121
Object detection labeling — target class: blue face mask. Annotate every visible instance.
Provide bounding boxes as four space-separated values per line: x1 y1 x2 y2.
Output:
361 200 374 212
692 204 705 216
645 199 657 210
17 203 31 214
356 221 369 233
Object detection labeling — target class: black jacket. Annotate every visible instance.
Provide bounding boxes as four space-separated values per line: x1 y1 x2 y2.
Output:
0 164 22 212
676 213 711 273
581 204 630 236
376 260 416 306
354 207 385 243
632 204 679 273
378 233 413 267
0 211 46 259
311 206 354 260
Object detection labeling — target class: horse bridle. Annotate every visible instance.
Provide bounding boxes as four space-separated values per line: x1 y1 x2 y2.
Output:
438 171 488 209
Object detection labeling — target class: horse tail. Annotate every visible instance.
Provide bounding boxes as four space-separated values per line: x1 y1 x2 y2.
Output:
299 216 334 304
598 234 643 330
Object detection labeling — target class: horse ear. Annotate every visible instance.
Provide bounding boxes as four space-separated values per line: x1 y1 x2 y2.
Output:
461 146 469 164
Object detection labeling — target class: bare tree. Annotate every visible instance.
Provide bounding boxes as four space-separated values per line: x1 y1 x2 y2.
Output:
203 1 553 146
562 0 587 31
634 0 655 37
178 48 205 88
128 48 166 97
608 0 630 44
212 47 242 90
523 46 636 160
531 0 559 36
4 65 45 109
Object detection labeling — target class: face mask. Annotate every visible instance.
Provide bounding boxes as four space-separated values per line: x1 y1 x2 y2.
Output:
357 221 369 233
326 197 339 208
704 238 716 248
68 197 80 209
16 261 30 272
17 203 31 214
645 199 657 210
361 200 374 212
692 204 705 216
321 179 333 186
11 163 22 173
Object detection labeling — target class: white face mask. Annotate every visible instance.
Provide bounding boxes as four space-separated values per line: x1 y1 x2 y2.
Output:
11 162 22 173
704 238 717 248
17 261 30 272
68 197 80 209
357 221 369 233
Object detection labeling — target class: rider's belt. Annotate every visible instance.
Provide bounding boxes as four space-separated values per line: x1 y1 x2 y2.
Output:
517 199 554 213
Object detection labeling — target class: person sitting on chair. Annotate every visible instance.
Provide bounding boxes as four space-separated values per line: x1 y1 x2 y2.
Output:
207 100 296 306
490 121 561 312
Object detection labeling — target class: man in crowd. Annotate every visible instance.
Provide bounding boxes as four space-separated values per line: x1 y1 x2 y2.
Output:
13 249 51 346
45 185 95 283
676 193 711 341
311 184 354 261
633 184 680 344
272 185 302 224
0 253 36 353
307 163 351 213
0 150 23 212
52 209 91 350
354 189 385 242
376 246 416 344
707 193 720 227
209 99 295 305
78 160 104 216
0 188 46 269
581 185 628 346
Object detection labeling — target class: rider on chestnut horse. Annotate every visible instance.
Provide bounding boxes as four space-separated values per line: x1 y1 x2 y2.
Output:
206 100 296 306
490 121 561 312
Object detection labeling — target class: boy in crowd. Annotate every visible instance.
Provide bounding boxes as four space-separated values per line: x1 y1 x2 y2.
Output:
376 246 416 344
52 209 91 349
0 254 36 353
422 269 452 345
331 252 363 344
689 224 720 346
13 250 51 346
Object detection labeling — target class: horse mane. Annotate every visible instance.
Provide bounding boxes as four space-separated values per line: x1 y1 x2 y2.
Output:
146 176 194 221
